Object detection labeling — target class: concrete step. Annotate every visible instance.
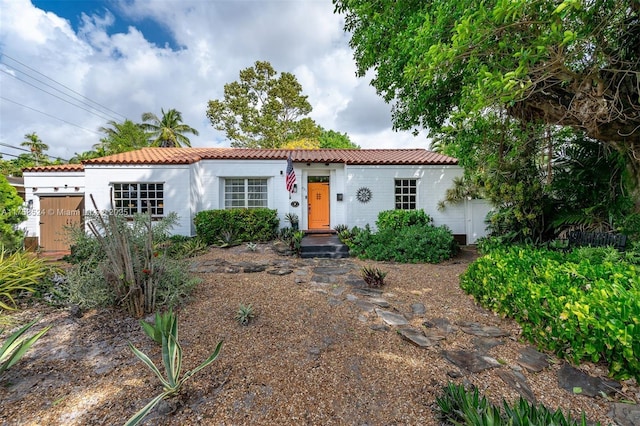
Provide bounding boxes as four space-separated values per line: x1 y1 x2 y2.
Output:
300 234 350 259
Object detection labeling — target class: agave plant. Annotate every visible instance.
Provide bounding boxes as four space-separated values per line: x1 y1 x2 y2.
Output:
1 317 50 374
235 303 255 326
361 266 387 288
139 308 175 345
126 312 223 426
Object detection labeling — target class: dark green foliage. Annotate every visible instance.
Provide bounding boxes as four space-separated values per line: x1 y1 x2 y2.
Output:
436 383 593 426
194 208 279 245
461 246 640 380
348 216 457 264
278 227 304 256
360 266 387 288
0 175 26 251
375 209 433 231
333 224 349 234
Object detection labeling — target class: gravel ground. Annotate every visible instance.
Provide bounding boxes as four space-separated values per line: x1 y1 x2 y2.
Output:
0 244 635 425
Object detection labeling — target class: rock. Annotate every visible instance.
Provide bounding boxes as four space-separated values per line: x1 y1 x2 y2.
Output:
497 369 536 403
312 266 351 275
473 337 504 353
557 363 621 397
458 321 510 337
443 350 501 373
370 324 390 332
411 303 426 315
424 318 457 334
517 347 550 373
267 268 293 275
609 403 640 426
375 309 409 326
397 327 438 348
354 299 376 313
368 297 390 308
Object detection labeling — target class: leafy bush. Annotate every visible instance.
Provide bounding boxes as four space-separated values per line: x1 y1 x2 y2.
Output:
436 382 593 426
349 222 457 263
126 311 223 426
277 227 304 256
1 317 51 375
375 209 433 231
194 208 279 245
461 246 640 380
0 175 26 251
0 248 53 310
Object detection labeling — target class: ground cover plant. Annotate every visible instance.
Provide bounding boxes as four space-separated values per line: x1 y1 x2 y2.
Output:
460 245 640 380
343 209 458 263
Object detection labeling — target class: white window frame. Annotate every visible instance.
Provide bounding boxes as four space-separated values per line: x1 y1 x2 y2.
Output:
224 178 268 209
112 182 165 217
394 179 417 210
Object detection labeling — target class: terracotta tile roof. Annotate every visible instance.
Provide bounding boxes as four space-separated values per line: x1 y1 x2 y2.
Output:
83 147 458 166
22 163 85 173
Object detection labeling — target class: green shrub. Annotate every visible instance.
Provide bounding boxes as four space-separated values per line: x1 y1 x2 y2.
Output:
461 246 640 380
350 222 457 263
436 382 594 426
194 208 279 245
0 175 26 251
375 209 433 231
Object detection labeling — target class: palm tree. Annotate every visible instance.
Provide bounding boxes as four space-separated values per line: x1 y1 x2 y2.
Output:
140 108 199 148
20 132 49 165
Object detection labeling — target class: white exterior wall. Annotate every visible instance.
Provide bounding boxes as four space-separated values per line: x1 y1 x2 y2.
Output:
84 164 194 236
21 171 85 239
344 165 467 235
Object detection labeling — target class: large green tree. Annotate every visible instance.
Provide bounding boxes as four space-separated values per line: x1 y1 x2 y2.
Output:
319 129 360 149
141 108 199 148
335 0 640 202
206 61 318 148
95 119 151 154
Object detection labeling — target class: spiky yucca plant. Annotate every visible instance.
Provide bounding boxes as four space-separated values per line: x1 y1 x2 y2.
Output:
1 318 50 374
361 266 387 288
126 311 223 426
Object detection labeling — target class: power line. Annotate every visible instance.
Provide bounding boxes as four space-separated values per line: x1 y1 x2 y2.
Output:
0 68 116 123
0 52 127 121
0 143 70 162
0 96 102 136
0 142 32 153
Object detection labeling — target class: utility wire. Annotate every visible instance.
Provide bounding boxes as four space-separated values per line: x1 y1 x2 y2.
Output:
0 143 70 162
0 69 116 123
0 142 32 153
0 52 126 121
0 96 102 136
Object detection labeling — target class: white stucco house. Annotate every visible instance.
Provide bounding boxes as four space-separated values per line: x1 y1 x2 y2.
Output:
21 147 492 252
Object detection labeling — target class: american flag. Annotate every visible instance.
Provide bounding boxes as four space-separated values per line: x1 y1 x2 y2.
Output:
286 155 296 193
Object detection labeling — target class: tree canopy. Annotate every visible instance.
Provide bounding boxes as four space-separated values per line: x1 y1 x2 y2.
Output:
95 119 151 154
141 108 198 148
206 61 319 148
0 174 26 251
335 0 640 186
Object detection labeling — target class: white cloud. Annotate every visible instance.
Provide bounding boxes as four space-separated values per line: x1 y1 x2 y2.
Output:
0 0 425 163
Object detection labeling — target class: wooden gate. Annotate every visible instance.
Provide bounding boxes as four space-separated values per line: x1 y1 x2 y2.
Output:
39 196 84 252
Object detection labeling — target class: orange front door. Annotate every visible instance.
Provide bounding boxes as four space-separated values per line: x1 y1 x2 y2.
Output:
39 196 84 251
308 182 330 230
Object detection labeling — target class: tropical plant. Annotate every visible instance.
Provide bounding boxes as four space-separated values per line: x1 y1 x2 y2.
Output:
0 317 50 375
20 132 49 165
235 303 255 326
206 61 319 148
194 208 279 245
284 213 299 230
95 119 150 154
140 308 175 345
360 266 387 288
436 382 594 425
141 108 199 148
0 248 51 310
246 242 258 252
126 312 223 426
0 174 27 251
216 230 241 248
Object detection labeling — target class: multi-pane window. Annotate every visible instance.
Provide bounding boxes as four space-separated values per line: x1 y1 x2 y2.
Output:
395 179 417 210
113 183 164 217
224 178 268 209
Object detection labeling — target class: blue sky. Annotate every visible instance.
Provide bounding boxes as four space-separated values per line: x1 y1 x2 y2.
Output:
1 0 428 161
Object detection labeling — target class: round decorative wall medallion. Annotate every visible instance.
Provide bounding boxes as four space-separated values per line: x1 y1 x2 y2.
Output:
356 187 372 203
